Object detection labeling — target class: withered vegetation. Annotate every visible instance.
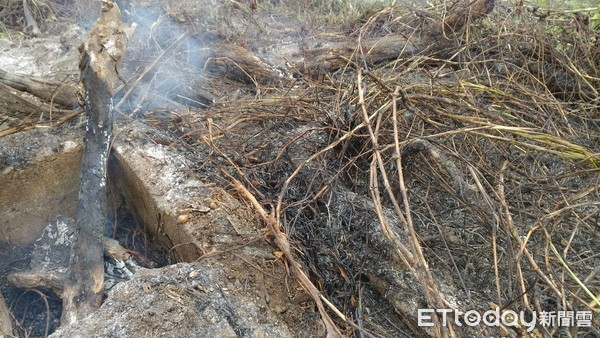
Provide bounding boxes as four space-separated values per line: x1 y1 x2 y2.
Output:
1 0 599 336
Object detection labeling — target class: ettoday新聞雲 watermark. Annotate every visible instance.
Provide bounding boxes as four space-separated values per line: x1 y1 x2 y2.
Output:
418 308 593 333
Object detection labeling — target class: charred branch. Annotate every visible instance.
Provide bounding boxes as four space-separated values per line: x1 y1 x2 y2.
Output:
64 1 130 325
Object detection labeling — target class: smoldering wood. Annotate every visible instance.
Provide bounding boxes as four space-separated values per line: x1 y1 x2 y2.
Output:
0 41 279 117
0 0 496 120
116 40 279 112
61 56 113 325
61 1 131 325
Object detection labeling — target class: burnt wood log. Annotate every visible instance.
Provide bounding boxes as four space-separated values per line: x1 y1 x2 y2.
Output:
61 1 130 325
205 43 290 84
0 82 58 119
295 0 495 75
0 81 77 128
0 69 79 109
294 34 421 76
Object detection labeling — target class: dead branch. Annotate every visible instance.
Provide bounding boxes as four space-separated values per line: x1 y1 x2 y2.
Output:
22 0 41 37
294 34 420 77
0 81 76 129
227 173 343 338
206 43 290 84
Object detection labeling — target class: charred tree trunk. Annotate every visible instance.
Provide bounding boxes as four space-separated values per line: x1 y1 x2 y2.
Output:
61 1 130 325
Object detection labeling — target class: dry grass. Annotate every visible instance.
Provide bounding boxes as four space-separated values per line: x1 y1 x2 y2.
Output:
186 2 600 336
2 0 598 336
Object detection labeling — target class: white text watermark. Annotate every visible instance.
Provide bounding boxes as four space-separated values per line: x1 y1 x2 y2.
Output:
418 308 593 333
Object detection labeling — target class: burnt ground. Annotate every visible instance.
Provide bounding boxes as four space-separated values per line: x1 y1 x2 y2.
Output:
1 0 600 337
